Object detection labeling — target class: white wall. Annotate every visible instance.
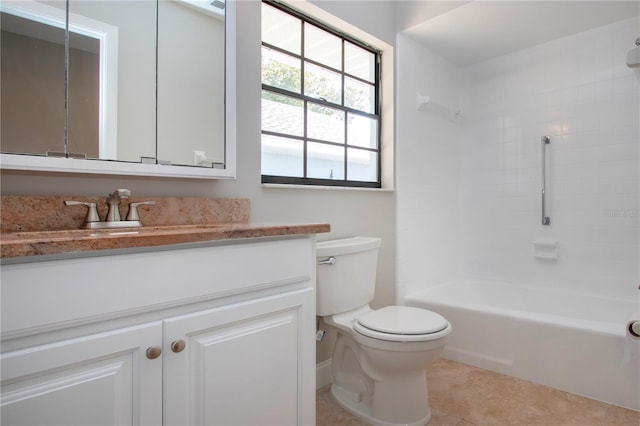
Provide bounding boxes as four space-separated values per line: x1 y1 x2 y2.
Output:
395 33 465 299
308 0 395 46
396 16 639 302
394 0 469 33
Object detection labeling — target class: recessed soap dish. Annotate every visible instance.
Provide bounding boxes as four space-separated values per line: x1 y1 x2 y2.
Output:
533 239 559 260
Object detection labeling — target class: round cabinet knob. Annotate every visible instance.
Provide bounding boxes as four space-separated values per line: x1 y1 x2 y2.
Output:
171 340 186 353
146 346 162 360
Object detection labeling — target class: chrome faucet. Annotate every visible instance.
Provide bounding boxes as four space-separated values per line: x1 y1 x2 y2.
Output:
105 189 130 222
65 189 155 229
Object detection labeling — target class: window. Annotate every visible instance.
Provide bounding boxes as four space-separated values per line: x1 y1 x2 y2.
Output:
261 1 382 188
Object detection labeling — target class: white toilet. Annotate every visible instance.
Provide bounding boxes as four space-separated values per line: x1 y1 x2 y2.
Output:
317 237 451 426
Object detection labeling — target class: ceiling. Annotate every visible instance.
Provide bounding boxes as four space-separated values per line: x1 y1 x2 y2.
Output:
403 1 640 67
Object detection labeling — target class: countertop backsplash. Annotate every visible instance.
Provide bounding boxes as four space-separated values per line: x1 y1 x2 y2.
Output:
1 196 250 232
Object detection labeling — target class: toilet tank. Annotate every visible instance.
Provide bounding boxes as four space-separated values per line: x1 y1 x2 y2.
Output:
316 237 381 316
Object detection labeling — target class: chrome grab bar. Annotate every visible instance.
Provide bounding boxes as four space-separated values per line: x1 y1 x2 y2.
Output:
541 136 551 226
317 256 336 265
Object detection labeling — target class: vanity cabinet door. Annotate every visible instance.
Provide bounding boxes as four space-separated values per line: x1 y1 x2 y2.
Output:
0 322 163 426
163 288 314 426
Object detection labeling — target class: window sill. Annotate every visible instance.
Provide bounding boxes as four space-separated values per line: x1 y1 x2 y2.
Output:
262 183 394 192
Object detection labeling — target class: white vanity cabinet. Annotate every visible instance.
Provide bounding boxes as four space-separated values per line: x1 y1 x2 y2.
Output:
1 321 164 425
0 236 317 426
163 289 307 425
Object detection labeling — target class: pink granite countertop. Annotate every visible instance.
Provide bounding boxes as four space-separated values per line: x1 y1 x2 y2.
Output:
1 195 330 259
0 222 331 258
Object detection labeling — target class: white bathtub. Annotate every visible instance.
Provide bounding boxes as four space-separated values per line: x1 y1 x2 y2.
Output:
404 280 640 410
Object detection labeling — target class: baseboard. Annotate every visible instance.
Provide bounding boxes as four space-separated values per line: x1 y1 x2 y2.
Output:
316 359 332 390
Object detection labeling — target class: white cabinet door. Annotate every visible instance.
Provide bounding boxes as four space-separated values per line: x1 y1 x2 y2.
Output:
164 288 314 426
1 322 163 426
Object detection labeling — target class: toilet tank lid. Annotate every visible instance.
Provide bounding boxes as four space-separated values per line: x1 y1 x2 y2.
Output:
316 237 381 257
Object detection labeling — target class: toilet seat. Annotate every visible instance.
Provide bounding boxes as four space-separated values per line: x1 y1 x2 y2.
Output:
353 306 449 342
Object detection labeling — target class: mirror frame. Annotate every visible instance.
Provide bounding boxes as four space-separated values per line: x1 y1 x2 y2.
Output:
0 0 236 180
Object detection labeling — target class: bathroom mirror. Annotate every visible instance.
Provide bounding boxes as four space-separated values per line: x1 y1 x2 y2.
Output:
0 0 236 179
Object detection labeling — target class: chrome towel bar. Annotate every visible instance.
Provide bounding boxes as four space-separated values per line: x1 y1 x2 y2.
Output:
541 136 551 226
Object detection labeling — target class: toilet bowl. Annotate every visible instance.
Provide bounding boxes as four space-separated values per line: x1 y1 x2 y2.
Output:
317 237 451 426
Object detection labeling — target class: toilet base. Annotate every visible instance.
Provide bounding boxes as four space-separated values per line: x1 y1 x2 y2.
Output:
330 383 432 426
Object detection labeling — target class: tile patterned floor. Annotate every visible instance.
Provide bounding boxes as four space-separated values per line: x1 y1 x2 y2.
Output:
316 359 640 426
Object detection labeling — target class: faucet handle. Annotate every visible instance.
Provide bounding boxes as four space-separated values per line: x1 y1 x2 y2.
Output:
64 200 101 224
110 188 131 198
126 201 156 221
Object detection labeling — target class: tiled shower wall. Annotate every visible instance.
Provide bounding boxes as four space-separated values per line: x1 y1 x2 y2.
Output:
460 17 640 299
396 17 639 301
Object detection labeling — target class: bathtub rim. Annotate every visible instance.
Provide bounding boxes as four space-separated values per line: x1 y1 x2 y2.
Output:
403 279 639 338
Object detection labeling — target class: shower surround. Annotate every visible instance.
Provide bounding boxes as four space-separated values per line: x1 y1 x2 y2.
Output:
396 16 639 409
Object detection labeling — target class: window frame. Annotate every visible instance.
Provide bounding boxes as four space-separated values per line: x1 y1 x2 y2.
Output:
260 0 382 189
